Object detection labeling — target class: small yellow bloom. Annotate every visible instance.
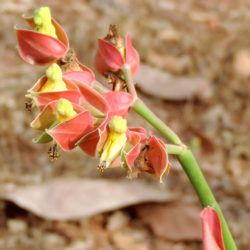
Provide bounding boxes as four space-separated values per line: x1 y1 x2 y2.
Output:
34 7 57 38
56 98 77 123
99 116 127 169
40 63 67 93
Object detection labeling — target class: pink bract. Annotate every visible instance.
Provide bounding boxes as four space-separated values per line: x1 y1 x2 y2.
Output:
16 16 69 65
200 207 225 250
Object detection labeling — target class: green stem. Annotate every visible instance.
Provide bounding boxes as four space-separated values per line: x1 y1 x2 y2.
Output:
166 144 187 155
133 99 182 145
122 65 138 103
132 100 237 250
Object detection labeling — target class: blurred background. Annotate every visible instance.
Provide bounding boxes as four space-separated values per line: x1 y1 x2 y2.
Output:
0 0 250 249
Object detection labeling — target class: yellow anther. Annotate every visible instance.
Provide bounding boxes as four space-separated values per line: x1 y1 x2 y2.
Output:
34 6 57 38
40 63 67 93
56 98 77 123
99 116 128 168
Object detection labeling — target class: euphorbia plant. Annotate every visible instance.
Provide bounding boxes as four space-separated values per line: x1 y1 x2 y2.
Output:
16 7 238 250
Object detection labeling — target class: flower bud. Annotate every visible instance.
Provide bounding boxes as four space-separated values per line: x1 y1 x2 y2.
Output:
40 63 67 92
33 7 57 38
200 207 225 250
95 26 140 76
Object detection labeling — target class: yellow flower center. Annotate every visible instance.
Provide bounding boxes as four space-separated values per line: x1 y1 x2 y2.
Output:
56 98 77 123
40 63 67 93
34 6 58 38
99 116 128 169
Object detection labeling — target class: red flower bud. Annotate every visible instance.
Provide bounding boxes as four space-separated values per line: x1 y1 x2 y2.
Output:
95 34 140 75
200 207 225 250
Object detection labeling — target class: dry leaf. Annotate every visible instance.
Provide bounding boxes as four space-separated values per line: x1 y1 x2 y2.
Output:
135 202 202 241
135 64 212 101
233 49 250 78
0 178 173 220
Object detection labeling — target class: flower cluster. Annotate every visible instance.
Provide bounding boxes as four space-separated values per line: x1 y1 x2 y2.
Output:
16 7 170 182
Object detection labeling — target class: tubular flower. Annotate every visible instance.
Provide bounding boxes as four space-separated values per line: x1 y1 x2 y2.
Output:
95 28 140 76
200 207 225 250
99 116 128 170
31 98 94 151
16 6 69 65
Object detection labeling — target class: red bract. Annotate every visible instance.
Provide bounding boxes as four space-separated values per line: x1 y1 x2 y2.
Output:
125 130 170 182
102 91 133 116
31 100 94 151
200 207 225 250
75 81 110 113
78 92 133 156
146 136 170 182
95 34 140 75
16 16 69 65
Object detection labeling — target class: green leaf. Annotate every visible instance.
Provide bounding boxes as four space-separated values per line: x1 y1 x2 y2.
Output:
33 132 53 144
32 121 58 144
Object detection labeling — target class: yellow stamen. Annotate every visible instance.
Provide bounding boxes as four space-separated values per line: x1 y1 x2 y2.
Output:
99 116 127 168
40 63 67 93
34 6 57 38
56 98 77 123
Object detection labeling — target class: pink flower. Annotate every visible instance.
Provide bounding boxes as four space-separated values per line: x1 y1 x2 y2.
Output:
200 207 225 250
16 15 69 65
95 34 140 75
